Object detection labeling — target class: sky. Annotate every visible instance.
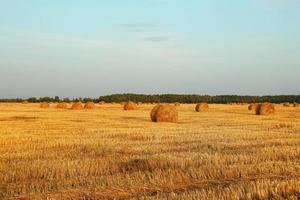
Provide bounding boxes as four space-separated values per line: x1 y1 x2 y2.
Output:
0 0 299 98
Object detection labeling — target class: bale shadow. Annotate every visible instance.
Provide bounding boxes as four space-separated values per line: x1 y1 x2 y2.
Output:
223 111 254 116
121 116 150 122
0 116 39 122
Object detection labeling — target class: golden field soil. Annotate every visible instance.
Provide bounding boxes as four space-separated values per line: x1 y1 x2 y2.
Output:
0 103 300 200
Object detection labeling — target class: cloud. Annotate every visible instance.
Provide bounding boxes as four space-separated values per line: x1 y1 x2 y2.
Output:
120 23 156 32
0 27 187 70
142 36 171 42
119 23 172 42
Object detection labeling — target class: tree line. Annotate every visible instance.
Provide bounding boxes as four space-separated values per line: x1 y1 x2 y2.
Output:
0 94 299 104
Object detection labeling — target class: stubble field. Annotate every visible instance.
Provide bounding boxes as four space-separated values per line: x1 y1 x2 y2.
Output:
0 103 300 199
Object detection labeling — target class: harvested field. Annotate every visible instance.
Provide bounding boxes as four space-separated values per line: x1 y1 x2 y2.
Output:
0 103 300 199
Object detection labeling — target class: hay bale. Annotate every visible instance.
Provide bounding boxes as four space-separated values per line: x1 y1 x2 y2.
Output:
21 100 29 104
57 102 68 109
255 103 275 116
99 101 106 105
123 101 137 110
84 102 95 109
150 104 178 123
150 104 161 122
40 102 50 108
248 103 257 111
71 102 83 110
195 103 209 112
174 102 180 107
283 102 290 107
293 103 299 107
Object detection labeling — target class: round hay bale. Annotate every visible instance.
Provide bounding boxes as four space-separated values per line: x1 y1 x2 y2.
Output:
21 100 29 104
195 103 209 112
293 103 299 107
84 102 95 109
123 101 137 110
71 102 83 110
99 101 105 105
255 103 275 116
174 102 180 107
283 102 290 107
40 102 50 109
150 104 178 123
248 103 257 111
57 102 68 109
150 104 161 122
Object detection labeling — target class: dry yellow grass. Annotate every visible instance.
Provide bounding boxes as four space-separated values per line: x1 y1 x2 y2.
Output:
0 103 300 199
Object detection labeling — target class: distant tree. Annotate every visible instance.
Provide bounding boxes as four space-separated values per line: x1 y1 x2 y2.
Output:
63 98 71 103
97 94 300 104
39 97 52 103
1 94 300 104
28 97 37 103
83 98 94 103
54 96 60 102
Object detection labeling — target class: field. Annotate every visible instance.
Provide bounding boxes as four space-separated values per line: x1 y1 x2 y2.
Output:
0 103 300 199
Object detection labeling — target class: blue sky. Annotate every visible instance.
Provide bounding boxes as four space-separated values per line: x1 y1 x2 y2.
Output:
0 0 299 98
